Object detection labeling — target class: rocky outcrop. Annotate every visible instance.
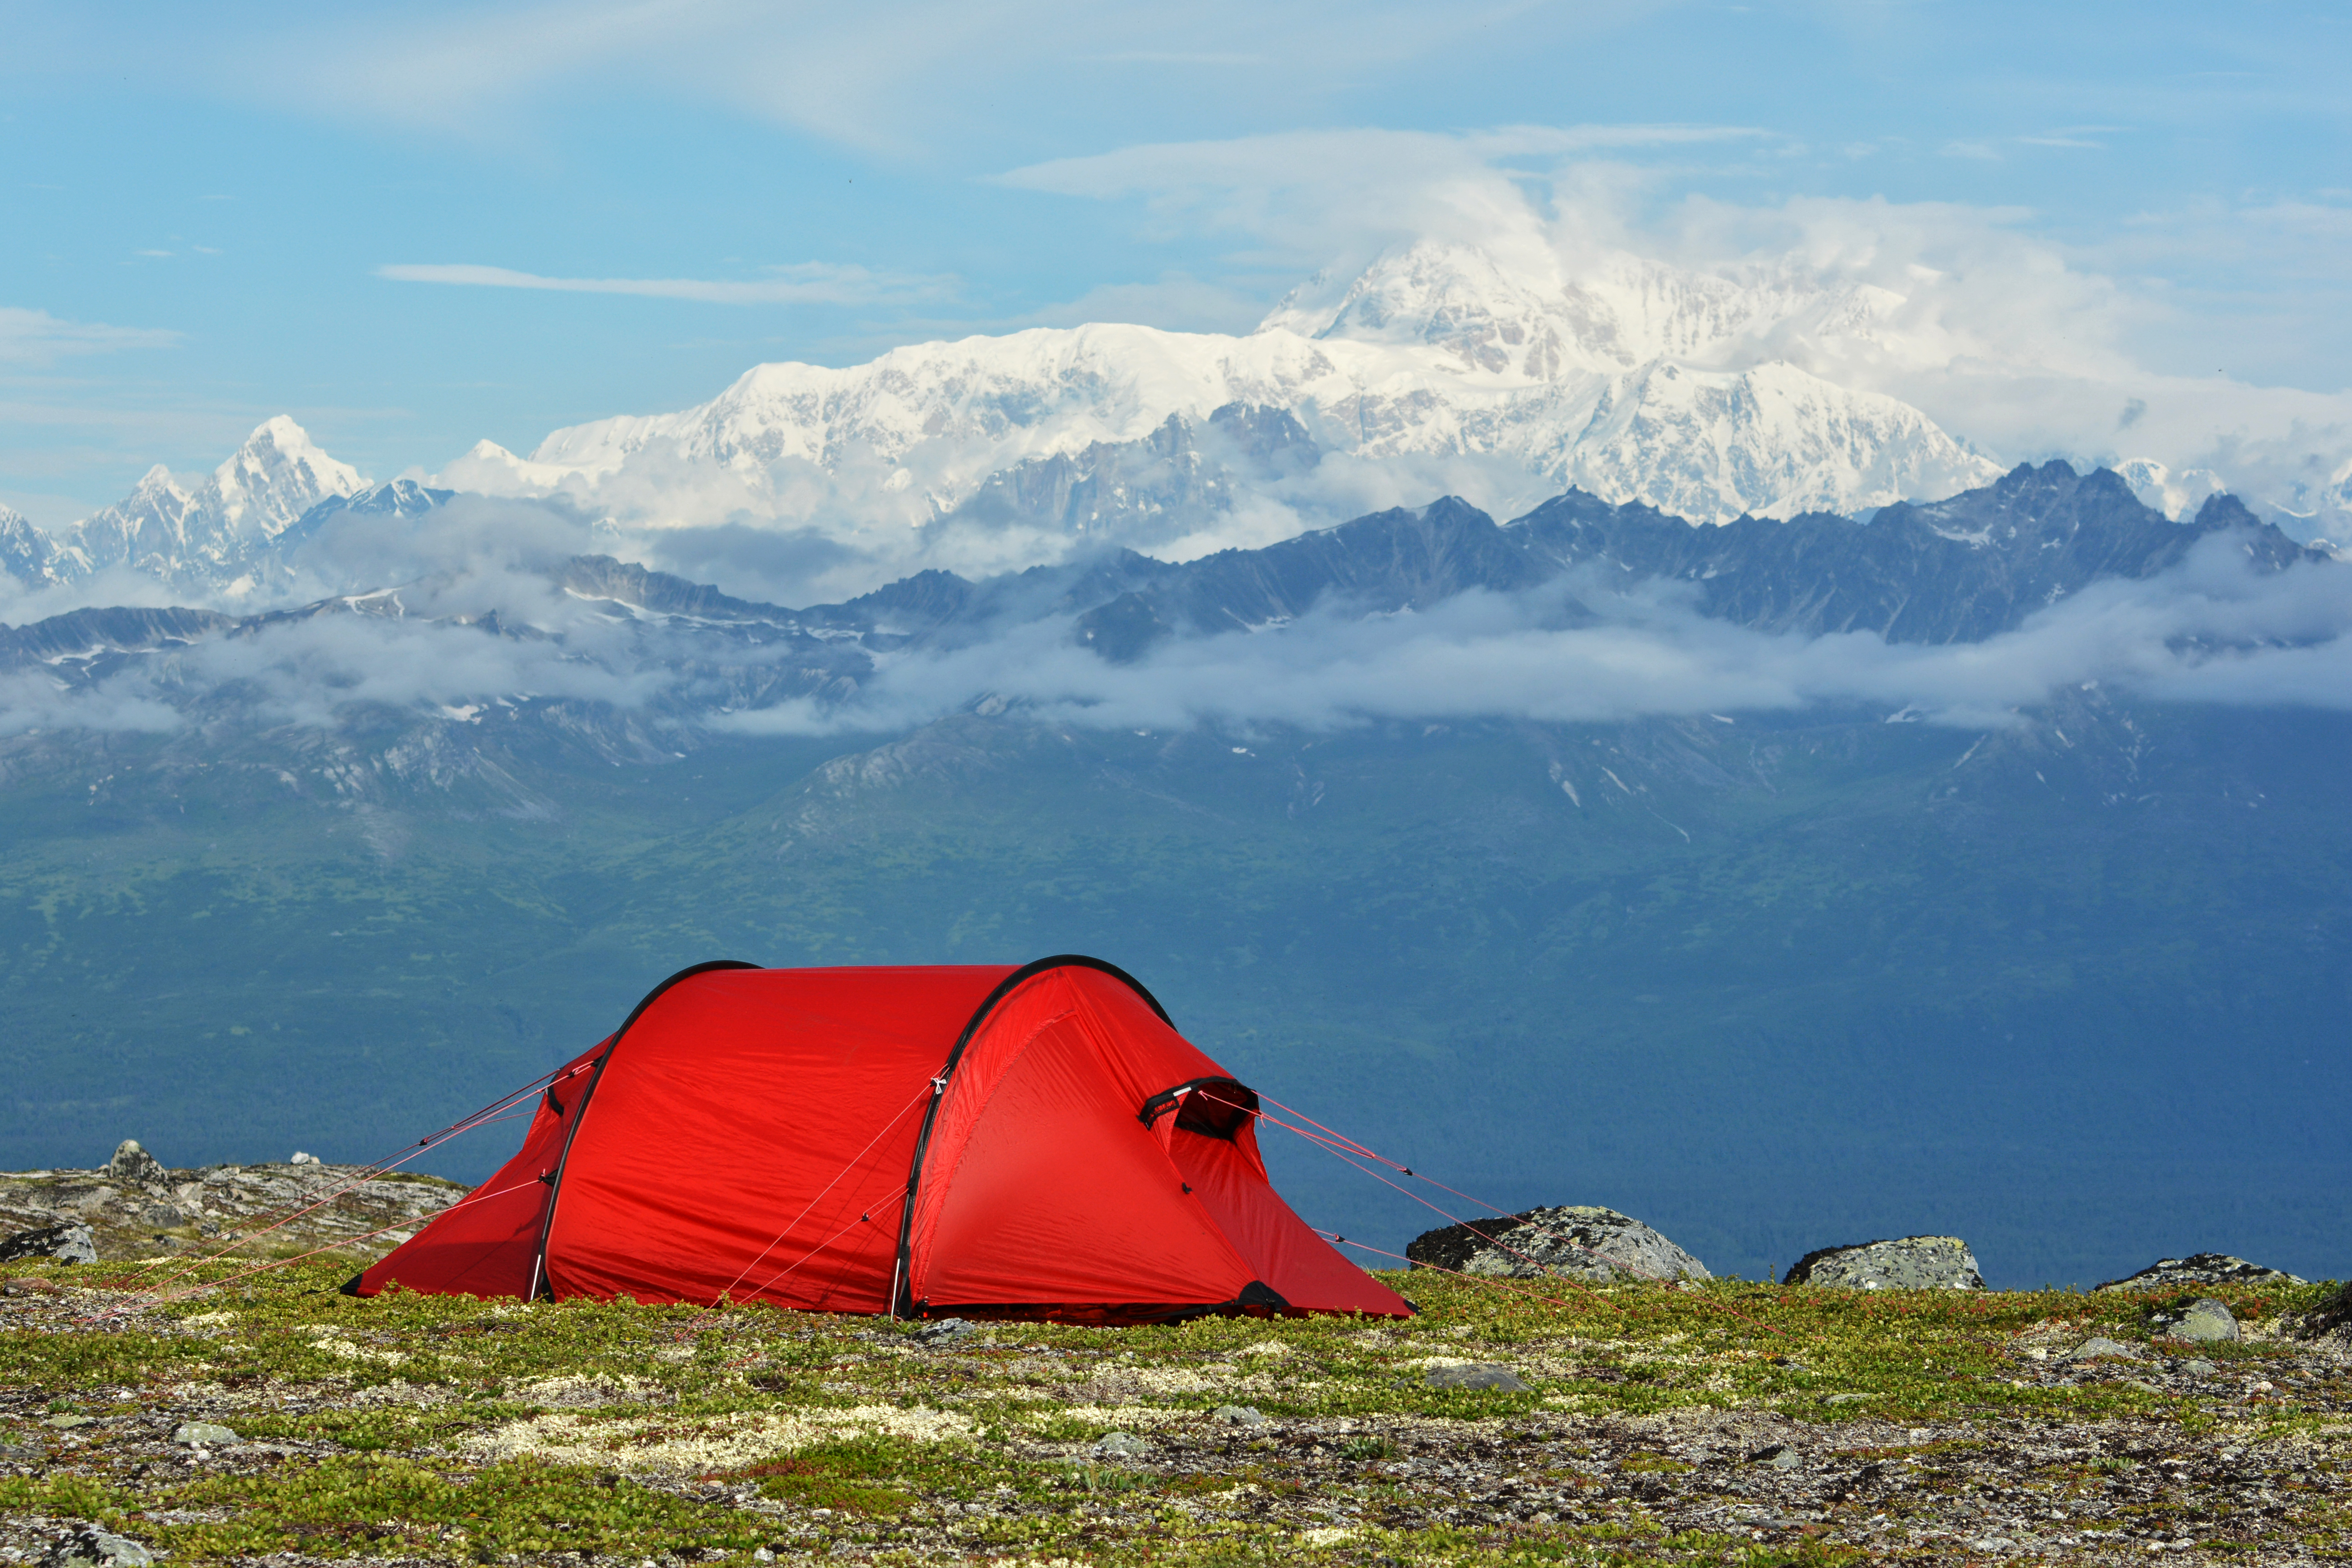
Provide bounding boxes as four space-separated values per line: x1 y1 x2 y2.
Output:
2096 1253 2306 1290
1406 1205 1710 1283
0 1222 97 1265
1784 1236 1984 1289
0 1140 466 1264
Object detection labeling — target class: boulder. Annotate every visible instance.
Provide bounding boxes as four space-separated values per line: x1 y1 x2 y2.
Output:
41 1530 151 1568
911 1317 978 1347
171 1421 239 1446
105 1139 167 1186
1424 1363 1529 1392
1784 1236 1983 1290
2096 1253 2305 1291
1213 1404 1267 1425
2069 1336 2141 1360
2151 1298 2238 1343
1406 1205 1710 1283
0 1221 98 1265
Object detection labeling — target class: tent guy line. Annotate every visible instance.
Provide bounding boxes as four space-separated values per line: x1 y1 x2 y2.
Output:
1233 1088 1789 1338
718 1082 932 1304
1202 1088 1635 1288
87 1070 572 1319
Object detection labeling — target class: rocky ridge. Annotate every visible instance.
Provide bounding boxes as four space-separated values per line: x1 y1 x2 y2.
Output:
2098 1254 2309 1291
0 1140 464 1269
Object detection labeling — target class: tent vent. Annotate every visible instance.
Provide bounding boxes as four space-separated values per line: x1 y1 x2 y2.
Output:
1139 1077 1259 1141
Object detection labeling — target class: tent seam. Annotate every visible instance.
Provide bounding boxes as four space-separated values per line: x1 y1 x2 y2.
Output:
531 958 760 1301
890 954 1171 1317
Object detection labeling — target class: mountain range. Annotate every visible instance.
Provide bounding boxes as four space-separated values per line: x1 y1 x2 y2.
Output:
30 238 2349 614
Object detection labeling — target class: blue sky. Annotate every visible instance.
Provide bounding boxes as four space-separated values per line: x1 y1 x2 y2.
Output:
2 0 2347 524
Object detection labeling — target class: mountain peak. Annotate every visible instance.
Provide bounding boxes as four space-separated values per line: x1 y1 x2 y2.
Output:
1258 239 1573 380
208 417 366 537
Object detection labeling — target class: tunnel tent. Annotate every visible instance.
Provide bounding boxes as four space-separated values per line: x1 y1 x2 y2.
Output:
351 955 1413 1323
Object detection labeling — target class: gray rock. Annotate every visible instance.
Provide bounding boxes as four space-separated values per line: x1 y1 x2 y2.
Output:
2184 1359 2220 1376
1212 1404 1266 1426
0 1221 98 1265
289 1151 321 1165
1784 1236 1983 1290
41 1529 152 1568
911 1317 977 1346
1406 1205 1710 1284
1424 1363 1529 1392
2096 1253 2305 1291
106 1139 167 1186
138 1204 184 1229
171 1421 238 1446
1092 1431 1150 1457
43 1414 95 1429
2153 1298 2239 1343
2069 1337 2141 1360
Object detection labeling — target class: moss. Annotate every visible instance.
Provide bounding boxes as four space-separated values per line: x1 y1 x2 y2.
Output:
3 1259 2343 1563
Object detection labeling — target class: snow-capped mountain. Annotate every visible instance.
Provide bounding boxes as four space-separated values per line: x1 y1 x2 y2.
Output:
11 417 370 594
29 239 2323 609
505 240 2002 544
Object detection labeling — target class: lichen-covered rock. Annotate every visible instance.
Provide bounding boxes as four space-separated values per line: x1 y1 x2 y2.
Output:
1424 1363 1529 1392
1406 1205 1710 1283
0 1221 97 1265
2152 1298 2239 1343
105 1139 167 1186
1784 1235 1983 1289
2070 1336 2141 1360
2096 1253 2305 1291
171 1421 239 1446
42 1529 152 1568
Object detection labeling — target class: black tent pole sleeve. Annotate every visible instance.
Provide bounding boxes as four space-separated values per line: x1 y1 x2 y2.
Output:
889 954 1173 1318
528 958 760 1301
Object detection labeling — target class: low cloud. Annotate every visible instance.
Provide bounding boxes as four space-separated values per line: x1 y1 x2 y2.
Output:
12 501 2351 747
0 307 180 366
722 535 2352 737
377 263 946 307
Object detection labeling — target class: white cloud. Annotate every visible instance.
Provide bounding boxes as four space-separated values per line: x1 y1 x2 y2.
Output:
377 263 945 306
0 307 179 366
1001 125 1766 276
205 0 1586 156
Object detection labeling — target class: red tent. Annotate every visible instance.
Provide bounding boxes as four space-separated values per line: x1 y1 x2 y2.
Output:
352 956 1412 1323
